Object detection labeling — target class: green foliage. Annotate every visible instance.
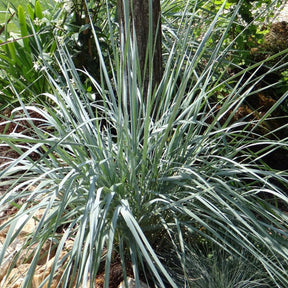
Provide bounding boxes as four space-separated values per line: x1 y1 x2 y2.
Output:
56 0 115 81
211 0 282 24
0 0 58 108
201 0 283 66
18 5 31 53
0 0 288 287
0 0 116 108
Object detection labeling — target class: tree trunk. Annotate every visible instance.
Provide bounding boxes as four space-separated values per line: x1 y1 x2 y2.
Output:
117 0 162 99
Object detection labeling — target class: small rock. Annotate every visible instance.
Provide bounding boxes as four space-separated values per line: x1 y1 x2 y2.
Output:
0 237 22 282
118 277 150 288
0 263 30 288
32 250 68 288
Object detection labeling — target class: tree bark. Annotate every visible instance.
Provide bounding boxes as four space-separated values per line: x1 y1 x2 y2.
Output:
117 0 162 99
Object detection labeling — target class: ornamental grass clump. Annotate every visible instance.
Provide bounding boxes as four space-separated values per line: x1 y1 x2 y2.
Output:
0 0 288 287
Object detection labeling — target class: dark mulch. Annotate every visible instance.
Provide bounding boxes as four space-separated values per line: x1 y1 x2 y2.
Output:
0 108 46 198
0 108 46 165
